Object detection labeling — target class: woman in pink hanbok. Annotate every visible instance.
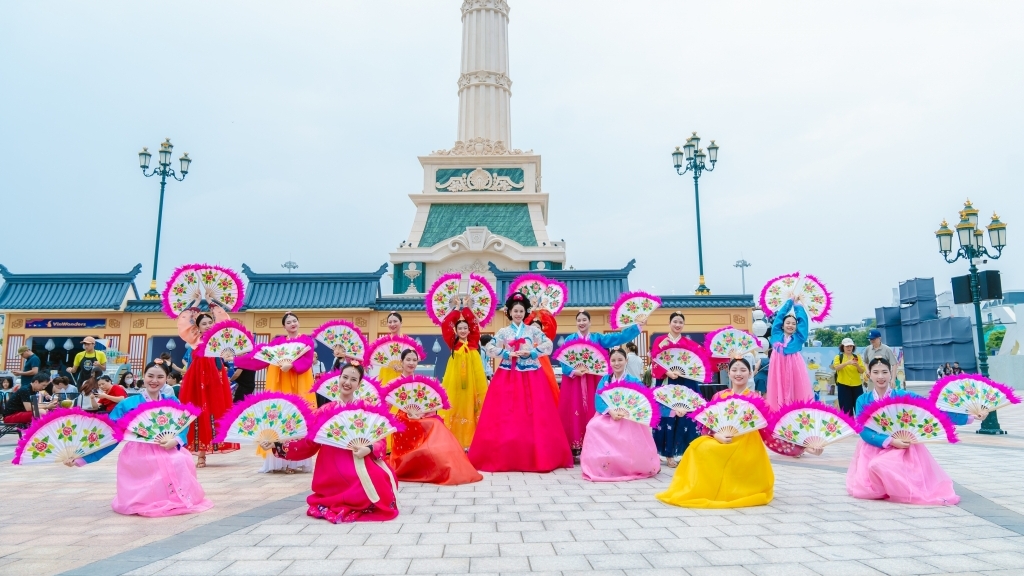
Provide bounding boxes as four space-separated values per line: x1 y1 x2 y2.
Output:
580 348 660 481
79 360 213 517
468 292 573 473
766 294 813 411
263 362 399 523
846 357 976 506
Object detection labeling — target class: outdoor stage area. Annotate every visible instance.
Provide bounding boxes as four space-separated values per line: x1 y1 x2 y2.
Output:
1 403 1023 576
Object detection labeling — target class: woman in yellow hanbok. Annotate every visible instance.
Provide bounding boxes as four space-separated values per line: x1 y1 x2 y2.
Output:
656 357 774 509
438 301 489 449
377 312 405 386
240 312 317 473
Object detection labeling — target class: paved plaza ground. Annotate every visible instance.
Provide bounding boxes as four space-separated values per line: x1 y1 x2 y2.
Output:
3 396 1024 576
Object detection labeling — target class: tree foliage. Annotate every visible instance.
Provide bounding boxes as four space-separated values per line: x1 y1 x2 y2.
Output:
813 328 871 347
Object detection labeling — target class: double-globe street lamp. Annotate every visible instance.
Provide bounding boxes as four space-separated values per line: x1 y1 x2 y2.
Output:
934 199 1008 434
672 132 719 295
138 138 191 299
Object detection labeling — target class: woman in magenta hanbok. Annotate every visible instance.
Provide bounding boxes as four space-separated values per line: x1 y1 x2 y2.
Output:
766 294 813 412
580 348 660 482
79 360 213 517
846 357 975 506
264 362 399 523
558 310 644 460
468 292 573 473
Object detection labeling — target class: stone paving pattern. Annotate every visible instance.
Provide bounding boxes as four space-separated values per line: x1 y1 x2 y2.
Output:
2 397 1023 576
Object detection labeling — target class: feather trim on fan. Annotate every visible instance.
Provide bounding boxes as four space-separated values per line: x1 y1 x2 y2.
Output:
200 264 246 312
599 381 661 428
855 394 959 444
196 319 256 357
161 263 204 319
309 400 405 450
365 335 426 377
12 408 122 465
703 326 760 359
652 340 713 383
553 340 611 375
214 392 315 444
609 291 662 330
120 400 201 443
425 273 463 326
801 273 833 322
758 271 801 318
381 375 451 413
689 393 770 436
468 272 497 327
161 263 246 318
507 273 552 301
768 400 859 449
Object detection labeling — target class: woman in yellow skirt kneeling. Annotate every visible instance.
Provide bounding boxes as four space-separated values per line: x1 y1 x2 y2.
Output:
656 357 774 509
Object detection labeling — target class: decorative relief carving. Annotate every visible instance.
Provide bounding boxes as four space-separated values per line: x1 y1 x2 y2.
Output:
436 167 524 192
461 0 509 16
432 137 530 156
457 71 512 94
733 314 746 324
436 259 490 276
255 318 269 329
447 227 507 253
109 319 121 329
132 319 145 329
12 319 23 329
354 317 367 328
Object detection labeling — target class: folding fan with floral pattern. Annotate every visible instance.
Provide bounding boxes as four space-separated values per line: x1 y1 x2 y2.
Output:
759 271 832 323
507 273 569 315
598 382 660 427
610 291 661 330
197 320 255 359
553 340 610 375
689 394 769 437
161 263 245 318
310 401 403 451
653 385 706 414
652 341 712 383
253 342 311 367
425 273 497 328
770 401 859 450
365 335 426 379
12 409 121 465
311 320 368 362
929 374 1021 419
215 392 314 444
311 371 383 405
857 395 958 444
120 400 201 444
381 375 450 415
703 327 761 359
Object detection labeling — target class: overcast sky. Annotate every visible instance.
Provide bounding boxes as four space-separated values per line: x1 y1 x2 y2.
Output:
1 1 1021 323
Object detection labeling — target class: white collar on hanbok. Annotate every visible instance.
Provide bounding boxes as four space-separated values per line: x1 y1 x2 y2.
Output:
870 386 892 401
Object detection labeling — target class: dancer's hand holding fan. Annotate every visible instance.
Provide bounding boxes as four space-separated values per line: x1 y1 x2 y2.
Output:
252 342 312 367
426 273 497 328
598 382 660 427
197 320 255 361
759 271 832 322
382 375 449 418
770 401 859 451
120 401 200 447
312 371 383 405
610 291 661 329
689 395 769 442
13 408 121 466
310 401 403 453
161 263 245 318
507 273 569 314
929 374 1020 420
216 392 314 446
553 341 610 376
652 341 712 383
312 320 368 363
857 395 959 447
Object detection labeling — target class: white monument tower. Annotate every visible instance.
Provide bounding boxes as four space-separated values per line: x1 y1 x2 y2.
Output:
389 0 566 294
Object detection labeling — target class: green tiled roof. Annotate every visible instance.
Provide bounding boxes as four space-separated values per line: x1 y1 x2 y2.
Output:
241 264 387 310
490 261 635 307
419 204 537 248
659 295 756 308
0 264 141 310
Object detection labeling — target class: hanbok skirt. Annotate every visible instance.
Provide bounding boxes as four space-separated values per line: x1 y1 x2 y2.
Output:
112 442 213 517
439 347 489 449
580 415 660 482
766 351 813 412
656 432 774 509
469 367 573 473
538 356 559 407
179 357 238 454
307 444 399 523
846 440 959 505
558 373 602 452
390 413 482 485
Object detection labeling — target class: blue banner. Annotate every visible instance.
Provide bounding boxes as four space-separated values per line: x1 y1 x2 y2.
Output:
25 318 108 329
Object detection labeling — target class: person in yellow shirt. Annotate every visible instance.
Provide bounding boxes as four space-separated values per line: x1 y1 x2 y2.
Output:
831 337 865 416
68 337 107 381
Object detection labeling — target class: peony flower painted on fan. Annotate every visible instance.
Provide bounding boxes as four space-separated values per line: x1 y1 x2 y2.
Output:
724 401 739 417
396 390 410 403
283 418 297 434
942 390 963 407
201 270 217 284
703 413 719 430
740 408 758 429
896 408 918 428
131 423 151 438
240 414 258 434
962 384 978 399
873 414 894 433
778 424 799 442
325 422 344 441
349 415 367 433
265 407 281 424
796 411 814 430
83 428 103 448
822 417 841 437
172 284 188 297
57 420 77 441
985 390 1002 404
29 437 54 460
918 417 940 439
155 413 171 428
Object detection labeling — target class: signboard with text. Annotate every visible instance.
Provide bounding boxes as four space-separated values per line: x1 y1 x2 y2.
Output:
25 319 108 330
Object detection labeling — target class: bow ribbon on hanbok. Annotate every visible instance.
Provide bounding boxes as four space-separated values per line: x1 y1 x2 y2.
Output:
508 338 528 371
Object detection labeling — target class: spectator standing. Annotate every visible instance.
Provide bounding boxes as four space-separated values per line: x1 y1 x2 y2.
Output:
753 350 771 395
2 373 50 424
623 342 644 380
478 335 494 380
68 337 107 382
831 338 867 416
12 347 40 390
862 330 898 373
952 362 965 375
96 375 128 412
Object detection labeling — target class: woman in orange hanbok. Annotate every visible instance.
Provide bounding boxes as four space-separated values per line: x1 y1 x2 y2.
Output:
388 349 482 485
177 306 239 467
439 301 489 449
526 309 560 406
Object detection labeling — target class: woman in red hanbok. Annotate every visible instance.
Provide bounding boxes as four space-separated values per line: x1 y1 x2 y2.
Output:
177 305 239 467
263 362 399 523
388 349 482 485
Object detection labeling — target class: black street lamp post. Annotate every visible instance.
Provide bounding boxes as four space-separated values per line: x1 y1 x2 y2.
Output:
138 138 191 299
672 132 719 295
935 199 1008 434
